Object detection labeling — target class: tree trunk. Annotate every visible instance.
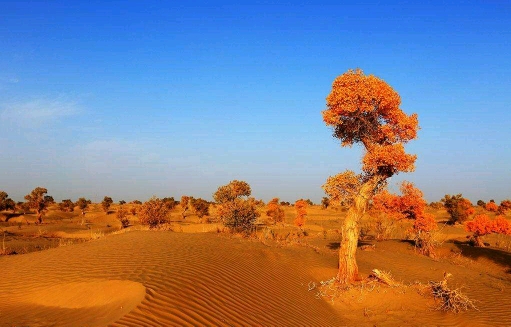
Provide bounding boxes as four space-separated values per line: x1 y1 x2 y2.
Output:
338 178 380 284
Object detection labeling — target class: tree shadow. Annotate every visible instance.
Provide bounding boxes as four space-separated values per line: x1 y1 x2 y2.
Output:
452 240 511 273
327 240 374 250
2 213 23 222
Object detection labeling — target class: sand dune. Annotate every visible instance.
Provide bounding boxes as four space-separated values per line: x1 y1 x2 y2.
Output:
1 230 510 326
0 231 342 326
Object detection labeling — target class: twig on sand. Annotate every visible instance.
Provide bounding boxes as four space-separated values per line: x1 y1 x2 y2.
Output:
428 272 478 313
368 269 400 287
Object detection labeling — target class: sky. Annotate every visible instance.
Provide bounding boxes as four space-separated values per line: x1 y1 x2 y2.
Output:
1 1 510 204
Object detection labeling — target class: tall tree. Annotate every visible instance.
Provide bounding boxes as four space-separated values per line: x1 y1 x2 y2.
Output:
322 69 419 284
24 187 54 224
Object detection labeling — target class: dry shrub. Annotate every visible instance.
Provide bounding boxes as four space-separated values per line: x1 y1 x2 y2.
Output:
442 194 474 224
373 213 396 241
138 197 171 228
116 206 130 228
190 198 210 220
428 273 477 313
294 199 308 229
409 213 438 257
217 198 259 234
266 198 285 225
214 180 259 235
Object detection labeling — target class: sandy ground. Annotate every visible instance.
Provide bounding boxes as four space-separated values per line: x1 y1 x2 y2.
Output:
0 205 510 326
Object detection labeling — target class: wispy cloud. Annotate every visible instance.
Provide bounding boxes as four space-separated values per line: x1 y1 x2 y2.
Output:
0 97 82 126
62 139 164 175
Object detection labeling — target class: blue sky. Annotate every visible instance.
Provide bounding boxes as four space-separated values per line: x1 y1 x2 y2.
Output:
1 1 510 203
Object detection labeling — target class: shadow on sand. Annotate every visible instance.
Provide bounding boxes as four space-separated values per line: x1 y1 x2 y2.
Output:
453 240 511 274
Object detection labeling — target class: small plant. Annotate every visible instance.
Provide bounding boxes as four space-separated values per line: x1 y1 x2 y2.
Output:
214 180 259 235
485 201 498 212
294 199 308 229
321 197 330 209
58 199 75 212
466 214 511 247
409 213 438 257
498 199 511 214
441 194 474 225
372 214 396 241
190 198 210 220
266 198 285 225
116 206 130 228
101 196 113 213
180 195 190 219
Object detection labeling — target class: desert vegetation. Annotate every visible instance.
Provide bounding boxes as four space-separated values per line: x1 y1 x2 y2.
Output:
1 183 511 326
214 180 259 234
0 70 509 326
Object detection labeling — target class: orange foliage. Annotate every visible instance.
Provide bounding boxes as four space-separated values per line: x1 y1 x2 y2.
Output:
372 181 436 256
294 200 308 228
361 143 416 176
372 181 427 221
266 198 285 224
322 69 420 282
323 68 418 147
466 214 493 237
485 201 498 212
322 170 362 205
413 213 437 233
466 214 511 246
492 216 511 235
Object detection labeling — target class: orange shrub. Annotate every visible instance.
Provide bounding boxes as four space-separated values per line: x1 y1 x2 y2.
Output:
294 199 307 228
499 200 511 214
266 198 285 224
485 201 499 212
466 214 511 246
442 194 474 224
372 181 427 221
138 197 171 228
492 216 511 235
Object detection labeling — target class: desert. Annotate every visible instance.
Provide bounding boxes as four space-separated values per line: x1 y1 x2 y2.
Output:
1 196 510 326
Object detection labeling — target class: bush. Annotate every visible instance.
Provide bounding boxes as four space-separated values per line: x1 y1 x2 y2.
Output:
162 197 177 210
466 214 511 247
190 198 210 219
372 182 427 221
217 198 259 233
410 213 438 257
499 200 511 214
214 180 258 234
266 198 285 224
138 197 171 228
321 197 330 209
101 196 113 213
294 199 308 229
117 206 130 228
441 194 474 224
59 199 75 212
485 201 498 212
